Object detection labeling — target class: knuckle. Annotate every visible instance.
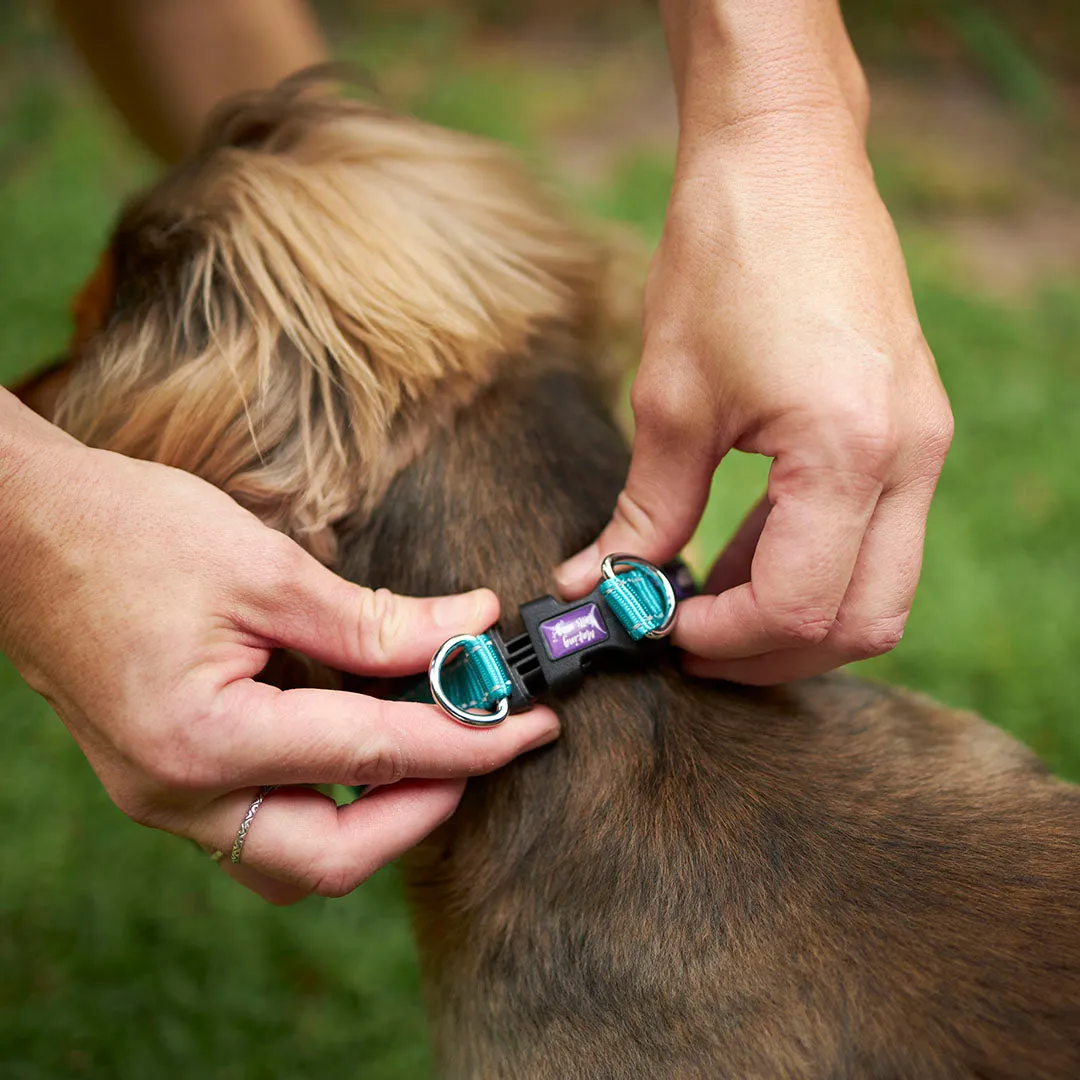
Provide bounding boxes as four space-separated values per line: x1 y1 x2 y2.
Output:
311 854 366 898
135 720 219 792
612 488 662 549
351 729 407 787
631 372 702 438
838 616 908 661
357 587 401 664
782 400 898 491
135 741 199 792
763 608 837 647
832 407 899 471
919 403 955 466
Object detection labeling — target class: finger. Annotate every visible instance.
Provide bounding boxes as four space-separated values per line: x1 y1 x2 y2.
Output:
196 779 465 900
704 494 771 595
203 680 560 789
673 454 882 661
555 416 716 598
684 475 934 684
241 543 500 676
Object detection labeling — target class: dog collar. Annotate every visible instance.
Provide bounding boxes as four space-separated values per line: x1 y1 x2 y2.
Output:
428 555 695 727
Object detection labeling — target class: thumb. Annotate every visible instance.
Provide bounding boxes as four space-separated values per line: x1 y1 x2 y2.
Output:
242 543 500 676
555 417 717 598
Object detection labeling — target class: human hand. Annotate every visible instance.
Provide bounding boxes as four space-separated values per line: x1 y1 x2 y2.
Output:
0 399 558 903
557 108 952 685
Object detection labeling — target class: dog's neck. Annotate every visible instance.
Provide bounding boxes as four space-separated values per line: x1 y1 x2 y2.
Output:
337 346 684 997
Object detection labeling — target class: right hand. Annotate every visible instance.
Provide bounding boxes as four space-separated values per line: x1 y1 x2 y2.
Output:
0 398 558 904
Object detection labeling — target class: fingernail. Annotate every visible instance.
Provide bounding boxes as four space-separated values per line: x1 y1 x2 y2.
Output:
555 543 599 592
433 590 489 630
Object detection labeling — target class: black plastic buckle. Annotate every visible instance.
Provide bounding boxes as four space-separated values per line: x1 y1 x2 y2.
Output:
483 559 695 714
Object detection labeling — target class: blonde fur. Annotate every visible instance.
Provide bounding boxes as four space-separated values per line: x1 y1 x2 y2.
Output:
56 80 627 560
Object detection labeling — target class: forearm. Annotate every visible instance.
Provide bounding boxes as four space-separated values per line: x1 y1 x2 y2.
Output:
53 0 328 161
0 388 85 669
659 0 869 144
0 387 76 490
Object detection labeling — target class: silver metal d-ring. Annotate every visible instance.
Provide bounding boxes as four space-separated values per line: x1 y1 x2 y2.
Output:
428 634 511 727
600 553 678 640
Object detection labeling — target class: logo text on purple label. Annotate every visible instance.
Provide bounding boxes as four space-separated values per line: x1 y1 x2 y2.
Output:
539 603 608 660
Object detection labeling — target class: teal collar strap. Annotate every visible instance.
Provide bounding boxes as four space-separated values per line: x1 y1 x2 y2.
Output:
427 555 694 727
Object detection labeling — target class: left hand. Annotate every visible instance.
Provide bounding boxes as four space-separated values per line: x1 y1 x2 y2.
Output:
0 409 559 905
556 107 953 684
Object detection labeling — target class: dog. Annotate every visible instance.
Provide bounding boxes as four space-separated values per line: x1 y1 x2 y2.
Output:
19 79 1080 1078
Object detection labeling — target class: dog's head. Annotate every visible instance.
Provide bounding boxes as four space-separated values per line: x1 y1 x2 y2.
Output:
50 76 629 562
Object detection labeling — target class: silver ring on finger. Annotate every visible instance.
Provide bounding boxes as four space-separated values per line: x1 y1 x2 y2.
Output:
231 785 278 865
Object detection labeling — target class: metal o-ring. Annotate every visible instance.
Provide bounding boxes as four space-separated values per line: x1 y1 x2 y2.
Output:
428 634 511 727
599 553 678 640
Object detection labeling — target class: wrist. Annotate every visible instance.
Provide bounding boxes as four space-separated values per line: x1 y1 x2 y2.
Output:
667 109 879 224
661 0 869 146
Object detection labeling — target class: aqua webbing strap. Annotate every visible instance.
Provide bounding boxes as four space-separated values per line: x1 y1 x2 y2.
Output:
438 634 512 711
598 566 671 641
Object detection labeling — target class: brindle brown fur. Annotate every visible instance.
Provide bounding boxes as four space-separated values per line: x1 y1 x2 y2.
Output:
341 358 1080 1080
45 84 1080 1079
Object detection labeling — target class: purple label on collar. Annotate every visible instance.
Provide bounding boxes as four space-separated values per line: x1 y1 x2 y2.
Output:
539 603 608 660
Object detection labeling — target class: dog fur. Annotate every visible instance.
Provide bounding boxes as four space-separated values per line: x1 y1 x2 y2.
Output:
35 81 1080 1078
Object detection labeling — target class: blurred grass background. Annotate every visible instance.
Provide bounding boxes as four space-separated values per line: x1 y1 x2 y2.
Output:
1 2 1079 1077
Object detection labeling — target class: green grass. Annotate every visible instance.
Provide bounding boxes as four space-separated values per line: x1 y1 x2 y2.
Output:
2 15 1080 1080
